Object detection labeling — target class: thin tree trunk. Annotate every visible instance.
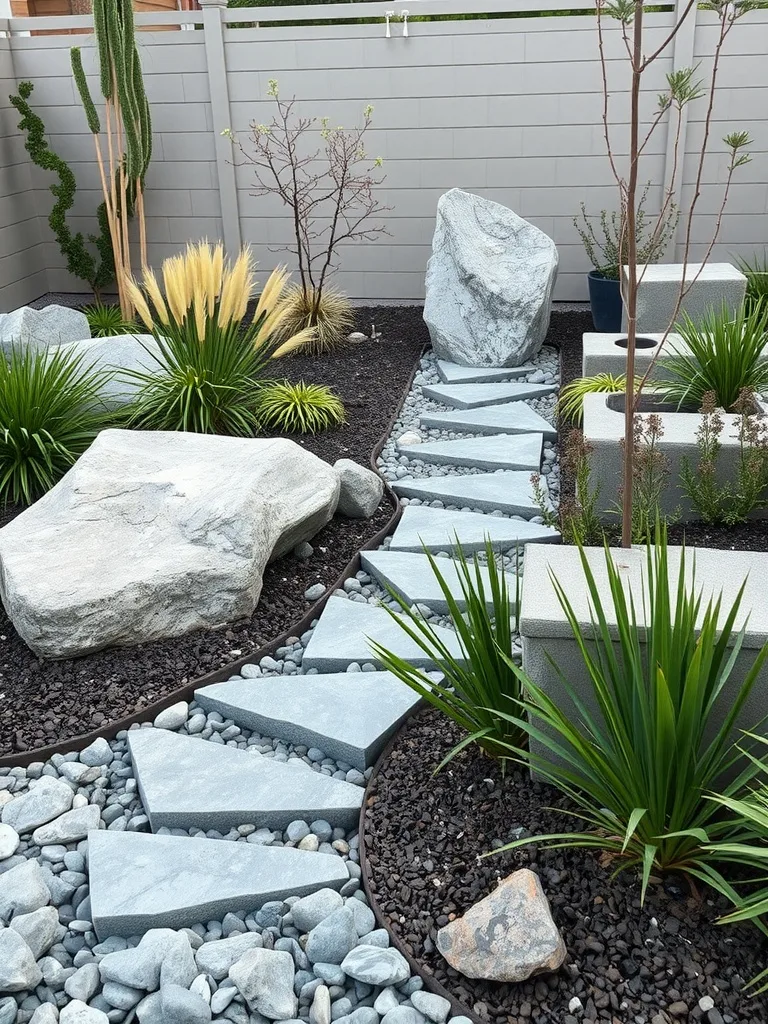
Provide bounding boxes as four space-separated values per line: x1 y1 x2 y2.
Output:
621 1 644 549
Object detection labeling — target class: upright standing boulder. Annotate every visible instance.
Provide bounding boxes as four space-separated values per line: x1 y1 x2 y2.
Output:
0 430 340 658
423 189 558 367
0 304 90 355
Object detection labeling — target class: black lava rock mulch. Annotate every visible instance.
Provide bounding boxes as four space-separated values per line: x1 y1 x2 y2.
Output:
364 709 768 1024
0 306 425 757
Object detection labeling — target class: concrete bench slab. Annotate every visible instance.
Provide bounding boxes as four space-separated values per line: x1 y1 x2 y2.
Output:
392 470 546 517
195 671 423 770
422 382 557 409
388 505 560 553
396 432 543 471
420 402 556 439
127 728 363 831
89 830 348 939
301 596 466 672
361 549 519 615
436 360 536 384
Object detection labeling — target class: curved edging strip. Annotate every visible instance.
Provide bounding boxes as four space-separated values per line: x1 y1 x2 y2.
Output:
0 346 426 768
358 715 483 1024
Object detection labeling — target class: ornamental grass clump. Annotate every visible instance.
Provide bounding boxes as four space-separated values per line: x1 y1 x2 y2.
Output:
0 346 113 506
257 380 346 434
82 301 137 338
369 539 524 769
493 530 768 902
123 242 314 436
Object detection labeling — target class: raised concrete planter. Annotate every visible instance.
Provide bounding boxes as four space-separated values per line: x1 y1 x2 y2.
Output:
621 262 747 333
519 544 768 766
581 332 684 380
582 392 768 521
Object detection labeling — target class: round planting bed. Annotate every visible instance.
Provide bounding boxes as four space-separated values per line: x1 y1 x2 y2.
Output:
361 708 768 1024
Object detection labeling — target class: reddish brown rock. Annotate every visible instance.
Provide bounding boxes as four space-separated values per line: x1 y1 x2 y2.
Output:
436 868 566 982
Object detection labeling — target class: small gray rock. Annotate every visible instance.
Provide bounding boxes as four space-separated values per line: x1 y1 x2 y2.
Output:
10 905 60 959
0 926 44 991
195 932 263 981
161 982 212 1024
79 737 114 767
285 820 310 842
1 776 73 834
305 584 326 603
101 980 144 1009
410 992 450 1024
153 702 188 731
33 805 101 846
0 823 19 861
306 907 358 965
28 1005 60 1024
381 1009 425 1024
99 928 178 990
310 984 331 1024
228 947 297 1019
60 1000 110 1023
294 541 314 560
340 947 410 987
65 962 101 1003
292 889 344 933
334 460 384 519
349 900 375 937
0 858 50 922
0 998 17 1024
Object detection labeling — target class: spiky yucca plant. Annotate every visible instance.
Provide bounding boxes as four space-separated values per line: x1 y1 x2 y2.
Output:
123 242 314 435
257 380 346 434
82 302 137 337
277 285 354 356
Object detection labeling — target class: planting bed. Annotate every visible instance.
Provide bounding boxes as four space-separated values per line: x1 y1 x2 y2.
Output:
0 306 425 756
364 709 768 1024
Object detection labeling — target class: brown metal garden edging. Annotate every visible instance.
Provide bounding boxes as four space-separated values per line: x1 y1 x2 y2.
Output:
358 714 484 1024
0 345 427 769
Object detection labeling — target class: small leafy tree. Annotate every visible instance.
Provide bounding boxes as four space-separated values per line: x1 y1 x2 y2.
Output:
596 0 756 546
9 81 114 298
232 80 389 352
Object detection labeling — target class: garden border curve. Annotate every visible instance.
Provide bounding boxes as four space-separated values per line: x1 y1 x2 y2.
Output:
0 347 427 768
358 715 483 1024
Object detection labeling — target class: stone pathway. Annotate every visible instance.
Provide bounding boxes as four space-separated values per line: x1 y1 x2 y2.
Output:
0 346 560 1024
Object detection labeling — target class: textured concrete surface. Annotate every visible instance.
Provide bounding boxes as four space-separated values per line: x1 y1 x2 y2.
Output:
392 470 547 516
422 381 557 409
396 432 543 471
621 262 746 333
388 505 559 553
195 672 423 770
420 402 557 439
436 360 536 384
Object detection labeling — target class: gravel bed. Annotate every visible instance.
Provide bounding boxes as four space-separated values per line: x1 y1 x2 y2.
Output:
364 709 768 1024
0 307 425 757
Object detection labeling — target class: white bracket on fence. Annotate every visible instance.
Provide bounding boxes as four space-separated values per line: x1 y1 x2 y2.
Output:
385 11 394 37
401 9 409 35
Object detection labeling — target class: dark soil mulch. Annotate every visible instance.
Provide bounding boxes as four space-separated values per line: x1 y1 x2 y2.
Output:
365 709 768 1024
0 305 426 757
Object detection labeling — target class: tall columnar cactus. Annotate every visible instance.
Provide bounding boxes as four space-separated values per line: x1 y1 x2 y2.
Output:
71 0 152 318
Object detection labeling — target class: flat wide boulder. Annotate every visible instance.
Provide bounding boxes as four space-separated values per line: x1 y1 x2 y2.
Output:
52 333 162 410
0 429 340 658
423 189 558 367
0 304 90 356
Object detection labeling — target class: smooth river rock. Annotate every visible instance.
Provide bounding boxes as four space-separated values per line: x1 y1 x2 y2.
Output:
0 430 341 658
423 189 558 367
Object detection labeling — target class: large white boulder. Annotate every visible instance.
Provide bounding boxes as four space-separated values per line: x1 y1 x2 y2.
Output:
52 333 162 410
423 189 558 367
0 430 340 658
0 304 90 355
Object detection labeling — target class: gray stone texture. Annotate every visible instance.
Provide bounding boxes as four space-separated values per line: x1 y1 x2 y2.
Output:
621 261 747 333
420 401 556 439
0 429 340 658
389 505 559 554
0 859 51 922
1 776 73 834
195 933 264 980
88 830 348 938
334 459 384 519
51 333 163 410
424 189 558 367
0 927 43 991
228 948 297 1019
392 469 547 517
195 671 422 771
301 597 466 672
422 381 556 409
339 947 410 987
436 359 536 384
127 727 363 830
0 303 89 355
32 804 100 846
396 432 542 472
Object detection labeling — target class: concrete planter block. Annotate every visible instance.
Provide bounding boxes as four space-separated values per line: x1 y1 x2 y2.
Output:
519 544 768 767
581 332 684 381
582 392 768 522
621 263 746 333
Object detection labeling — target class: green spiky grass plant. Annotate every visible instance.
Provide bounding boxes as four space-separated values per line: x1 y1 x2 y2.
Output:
82 302 137 338
369 538 524 769
0 346 112 506
734 252 768 313
257 380 346 434
124 242 314 436
491 529 768 903
662 301 768 411
558 373 643 426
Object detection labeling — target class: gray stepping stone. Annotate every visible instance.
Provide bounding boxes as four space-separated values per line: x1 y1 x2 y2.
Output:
420 402 556 439
361 550 519 615
396 432 542 471
195 672 422 771
436 360 536 384
88 830 347 939
388 505 559 553
301 597 466 672
392 470 547 517
127 728 363 831
423 382 557 409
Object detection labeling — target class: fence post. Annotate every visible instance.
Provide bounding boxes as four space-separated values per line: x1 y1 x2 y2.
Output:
662 0 697 260
199 0 241 256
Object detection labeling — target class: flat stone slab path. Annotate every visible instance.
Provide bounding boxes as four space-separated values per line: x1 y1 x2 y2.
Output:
396 432 543 471
388 505 560 553
195 671 423 770
420 401 557 439
128 728 363 831
392 470 547 517
301 596 467 672
361 549 519 614
436 359 536 383
89 830 348 939
422 381 557 408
